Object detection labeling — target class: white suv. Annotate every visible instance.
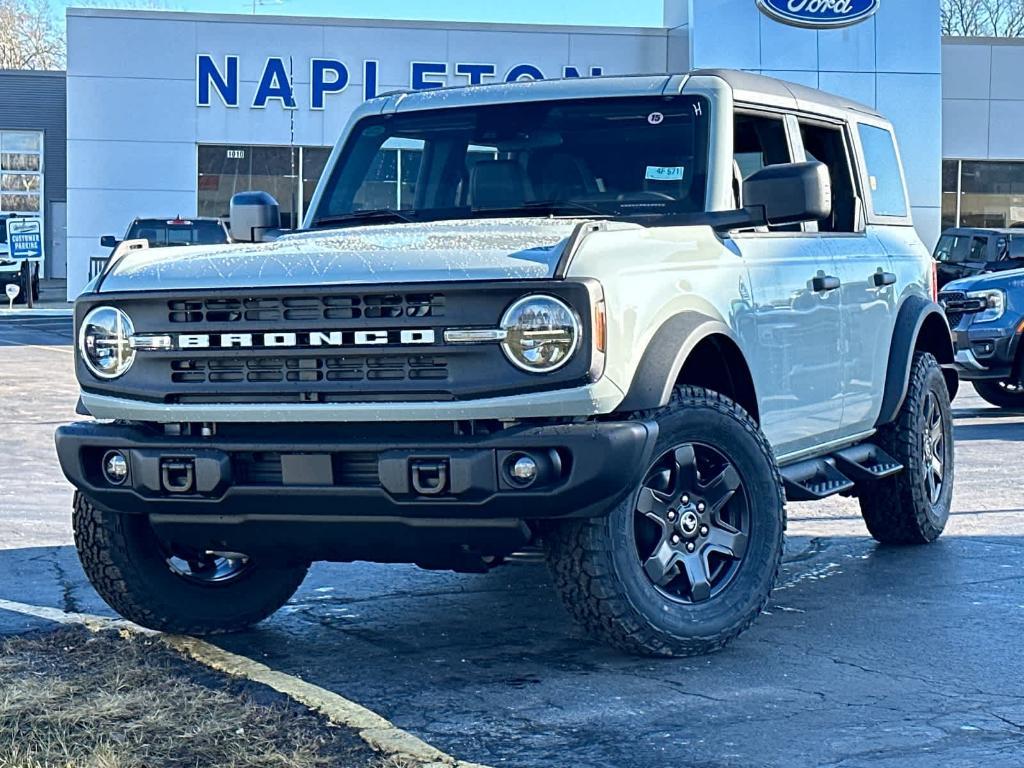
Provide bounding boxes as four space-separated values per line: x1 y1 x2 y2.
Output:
58 70 955 656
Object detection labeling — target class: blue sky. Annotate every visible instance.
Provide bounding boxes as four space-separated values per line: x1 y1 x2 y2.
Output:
52 0 666 27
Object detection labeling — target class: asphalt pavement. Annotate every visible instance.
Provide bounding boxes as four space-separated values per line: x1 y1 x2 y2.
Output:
1 314 1022 767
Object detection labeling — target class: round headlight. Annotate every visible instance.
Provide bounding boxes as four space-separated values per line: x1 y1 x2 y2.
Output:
500 295 580 373
79 306 136 379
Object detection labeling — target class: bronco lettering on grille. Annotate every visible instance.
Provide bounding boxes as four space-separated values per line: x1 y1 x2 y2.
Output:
174 329 436 349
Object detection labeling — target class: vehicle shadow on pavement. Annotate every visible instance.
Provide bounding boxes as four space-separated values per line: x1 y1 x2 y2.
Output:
3 532 1024 767
950 406 1024 443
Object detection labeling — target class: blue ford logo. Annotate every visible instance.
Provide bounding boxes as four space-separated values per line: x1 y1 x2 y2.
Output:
756 0 880 29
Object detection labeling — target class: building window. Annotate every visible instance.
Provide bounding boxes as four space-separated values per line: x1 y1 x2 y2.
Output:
198 145 340 230
198 143 429 228
0 131 43 215
857 124 908 218
942 159 959 231
959 161 1024 229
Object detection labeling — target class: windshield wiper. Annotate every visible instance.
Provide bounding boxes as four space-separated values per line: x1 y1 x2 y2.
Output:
312 209 415 229
472 199 609 218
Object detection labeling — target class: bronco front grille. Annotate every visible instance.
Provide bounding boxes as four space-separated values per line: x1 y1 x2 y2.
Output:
169 355 449 385
167 293 445 324
79 280 599 403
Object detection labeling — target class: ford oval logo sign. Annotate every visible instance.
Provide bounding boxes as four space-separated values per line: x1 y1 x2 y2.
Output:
756 0 880 29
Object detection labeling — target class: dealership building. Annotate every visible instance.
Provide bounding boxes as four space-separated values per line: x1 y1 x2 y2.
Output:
1 1 1022 294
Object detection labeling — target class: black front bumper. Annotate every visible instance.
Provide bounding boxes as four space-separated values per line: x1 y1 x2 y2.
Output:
951 322 1022 381
56 418 657 529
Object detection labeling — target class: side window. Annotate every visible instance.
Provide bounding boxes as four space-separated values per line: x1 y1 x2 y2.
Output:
733 112 794 230
799 121 859 233
734 113 791 181
1008 236 1024 260
858 124 908 218
968 236 988 262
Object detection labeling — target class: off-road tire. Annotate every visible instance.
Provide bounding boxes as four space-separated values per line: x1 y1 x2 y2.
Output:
860 352 953 545
73 492 309 634
544 387 786 657
972 379 1024 410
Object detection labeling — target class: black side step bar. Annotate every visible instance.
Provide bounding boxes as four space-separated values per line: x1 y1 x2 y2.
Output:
780 443 903 502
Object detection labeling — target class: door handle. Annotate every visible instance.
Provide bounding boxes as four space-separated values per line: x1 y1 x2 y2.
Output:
812 275 841 292
870 271 897 288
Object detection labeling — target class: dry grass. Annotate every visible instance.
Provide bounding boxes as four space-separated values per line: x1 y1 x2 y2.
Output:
0 626 383 768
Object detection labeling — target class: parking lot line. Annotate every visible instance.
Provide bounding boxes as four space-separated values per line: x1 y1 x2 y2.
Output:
0 597 490 768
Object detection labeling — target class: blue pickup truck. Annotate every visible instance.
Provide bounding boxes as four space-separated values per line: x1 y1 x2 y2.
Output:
942 269 1024 409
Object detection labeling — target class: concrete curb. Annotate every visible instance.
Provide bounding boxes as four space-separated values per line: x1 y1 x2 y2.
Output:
0 597 491 768
0 308 73 317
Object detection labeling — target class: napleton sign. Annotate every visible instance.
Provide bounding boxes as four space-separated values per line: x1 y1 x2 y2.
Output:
755 0 880 28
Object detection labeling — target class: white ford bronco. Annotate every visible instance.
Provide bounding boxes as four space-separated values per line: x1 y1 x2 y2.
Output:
57 70 956 656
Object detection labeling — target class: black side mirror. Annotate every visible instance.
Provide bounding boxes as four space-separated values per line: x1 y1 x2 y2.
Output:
229 191 281 243
100 235 118 248
742 161 832 226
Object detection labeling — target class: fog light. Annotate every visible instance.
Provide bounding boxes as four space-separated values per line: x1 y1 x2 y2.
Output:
510 455 538 484
102 450 128 485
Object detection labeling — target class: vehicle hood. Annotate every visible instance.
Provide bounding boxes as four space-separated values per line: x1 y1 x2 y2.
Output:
943 267 1024 293
97 218 590 293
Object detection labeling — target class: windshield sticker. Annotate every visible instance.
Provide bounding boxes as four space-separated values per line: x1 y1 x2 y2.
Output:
646 166 685 182
647 112 664 125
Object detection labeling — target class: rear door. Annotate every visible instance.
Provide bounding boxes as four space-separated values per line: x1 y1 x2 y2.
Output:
852 121 927 430
728 109 846 458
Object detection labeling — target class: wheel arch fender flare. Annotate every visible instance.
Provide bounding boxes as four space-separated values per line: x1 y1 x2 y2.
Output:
876 295 956 427
617 311 753 414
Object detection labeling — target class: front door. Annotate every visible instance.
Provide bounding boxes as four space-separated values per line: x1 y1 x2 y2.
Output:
729 110 845 459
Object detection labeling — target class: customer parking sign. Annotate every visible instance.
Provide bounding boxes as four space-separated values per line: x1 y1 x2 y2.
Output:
7 218 43 262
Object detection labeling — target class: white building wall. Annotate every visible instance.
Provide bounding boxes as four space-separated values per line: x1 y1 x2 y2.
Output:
686 0 943 248
943 37 1024 161
66 3 949 296
65 9 666 297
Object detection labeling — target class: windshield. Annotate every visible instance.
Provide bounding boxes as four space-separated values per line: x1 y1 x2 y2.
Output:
934 233 975 263
125 219 228 247
312 96 710 227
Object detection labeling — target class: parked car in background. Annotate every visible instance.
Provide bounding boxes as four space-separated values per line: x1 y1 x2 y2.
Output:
0 213 41 303
942 268 1024 409
933 227 1024 289
90 217 234 279
100 217 231 253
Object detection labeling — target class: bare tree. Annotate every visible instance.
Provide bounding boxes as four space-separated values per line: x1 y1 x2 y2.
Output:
943 0 1024 36
0 0 65 70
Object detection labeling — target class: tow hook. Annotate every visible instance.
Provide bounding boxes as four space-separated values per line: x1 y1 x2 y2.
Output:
160 458 195 493
410 459 449 496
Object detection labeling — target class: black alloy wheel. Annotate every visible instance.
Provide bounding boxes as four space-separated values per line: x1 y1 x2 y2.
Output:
545 387 785 657
922 390 946 506
973 379 1024 410
165 549 252 584
633 443 749 604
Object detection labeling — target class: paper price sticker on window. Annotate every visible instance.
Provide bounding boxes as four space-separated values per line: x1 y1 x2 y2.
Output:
645 166 685 182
